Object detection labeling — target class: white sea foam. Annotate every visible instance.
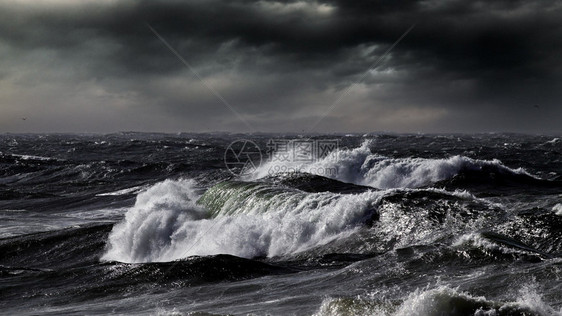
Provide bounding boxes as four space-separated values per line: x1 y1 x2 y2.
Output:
102 178 387 262
96 185 148 197
60 207 128 221
315 285 561 316
395 285 560 316
102 179 207 263
10 153 61 161
553 203 562 216
452 232 529 257
251 140 533 189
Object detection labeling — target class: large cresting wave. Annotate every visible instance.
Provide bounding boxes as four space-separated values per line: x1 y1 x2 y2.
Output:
102 179 385 263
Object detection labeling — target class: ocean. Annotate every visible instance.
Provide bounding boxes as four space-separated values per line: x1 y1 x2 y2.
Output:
1 133 561 315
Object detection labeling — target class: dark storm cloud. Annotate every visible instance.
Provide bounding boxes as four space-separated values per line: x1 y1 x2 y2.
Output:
0 0 560 133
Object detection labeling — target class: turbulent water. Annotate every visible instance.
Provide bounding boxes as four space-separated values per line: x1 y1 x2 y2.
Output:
1 133 561 315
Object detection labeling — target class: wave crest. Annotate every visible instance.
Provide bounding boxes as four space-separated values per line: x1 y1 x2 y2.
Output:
251 140 534 189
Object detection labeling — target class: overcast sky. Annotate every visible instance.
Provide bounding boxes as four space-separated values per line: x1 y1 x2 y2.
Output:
0 0 561 134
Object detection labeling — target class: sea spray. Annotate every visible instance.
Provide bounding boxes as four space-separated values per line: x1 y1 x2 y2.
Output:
102 179 207 263
103 179 384 262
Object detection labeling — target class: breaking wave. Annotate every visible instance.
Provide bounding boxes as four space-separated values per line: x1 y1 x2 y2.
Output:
251 140 538 189
102 178 385 263
102 175 502 263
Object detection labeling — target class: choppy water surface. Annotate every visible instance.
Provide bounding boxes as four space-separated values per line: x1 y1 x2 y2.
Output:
1 133 561 315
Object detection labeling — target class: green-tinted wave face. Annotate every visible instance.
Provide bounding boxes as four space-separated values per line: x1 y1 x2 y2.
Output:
197 181 306 218
197 172 377 218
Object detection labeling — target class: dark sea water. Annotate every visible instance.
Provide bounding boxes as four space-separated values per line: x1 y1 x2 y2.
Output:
1 133 561 315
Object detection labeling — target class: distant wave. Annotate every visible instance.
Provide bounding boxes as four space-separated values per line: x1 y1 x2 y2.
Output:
251 140 539 189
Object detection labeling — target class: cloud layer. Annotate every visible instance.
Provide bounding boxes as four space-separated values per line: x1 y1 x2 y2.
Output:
1 0 561 133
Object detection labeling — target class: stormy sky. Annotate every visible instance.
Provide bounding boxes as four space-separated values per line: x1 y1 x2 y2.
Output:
0 0 561 134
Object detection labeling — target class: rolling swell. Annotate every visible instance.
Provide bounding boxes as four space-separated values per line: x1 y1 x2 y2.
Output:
104 255 294 285
0 223 113 269
435 166 562 193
